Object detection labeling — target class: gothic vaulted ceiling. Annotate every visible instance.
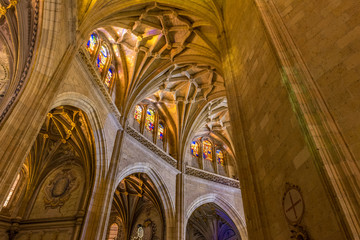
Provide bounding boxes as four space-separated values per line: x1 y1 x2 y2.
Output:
78 1 234 160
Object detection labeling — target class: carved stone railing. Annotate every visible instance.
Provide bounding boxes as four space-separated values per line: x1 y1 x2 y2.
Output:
185 166 240 188
77 48 121 121
126 125 177 168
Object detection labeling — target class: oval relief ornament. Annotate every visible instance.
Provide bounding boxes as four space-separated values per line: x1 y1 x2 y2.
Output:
282 183 305 225
43 169 78 209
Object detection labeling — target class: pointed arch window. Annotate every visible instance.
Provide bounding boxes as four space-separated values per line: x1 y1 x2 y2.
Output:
105 68 113 89
3 173 20 207
191 141 199 157
158 123 164 140
134 105 142 124
216 149 224 166
86 33 98 55
97 44 109 72
203 140 213 161
145 108 155 132
108 223 119 240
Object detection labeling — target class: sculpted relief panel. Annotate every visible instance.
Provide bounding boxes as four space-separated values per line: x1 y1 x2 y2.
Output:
29 166 84 219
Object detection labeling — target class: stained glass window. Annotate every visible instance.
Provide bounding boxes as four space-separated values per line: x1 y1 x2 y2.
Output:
97 44 109 72
145 108 155 132
134 105 142 124
3 173 20 207
203 140 212 161
86 33 98 55
216 149 224 166
105 68 113 89
158 123 164 140
191 141 199 157
108 223 118 240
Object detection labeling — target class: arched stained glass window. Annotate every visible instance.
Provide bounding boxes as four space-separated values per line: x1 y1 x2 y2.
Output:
216 149 224 166
203 140 212 161
158 123 164 140
108 223 118 240
191 141 199 157
3 173 20 207
86 33 98 55
134 105 142 124
97 44 109 72
145 108 155 132
105 68 113 89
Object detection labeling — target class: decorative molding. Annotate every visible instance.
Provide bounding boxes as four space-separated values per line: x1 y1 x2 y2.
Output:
77 47 121 121
0 0 39 123
43 169 79 209
185 165 240 188
282 183 304 225
125 125 177 168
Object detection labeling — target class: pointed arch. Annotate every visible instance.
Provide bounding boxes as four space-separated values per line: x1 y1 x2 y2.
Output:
115 162 176 239
185 193 247 240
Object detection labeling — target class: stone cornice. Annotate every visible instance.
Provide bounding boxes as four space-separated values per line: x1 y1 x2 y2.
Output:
125 125 177 168
185 165 240 188
77 47 121 121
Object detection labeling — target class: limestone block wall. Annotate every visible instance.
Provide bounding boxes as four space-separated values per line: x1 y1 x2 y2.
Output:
223 0 346 239
271 0 360 159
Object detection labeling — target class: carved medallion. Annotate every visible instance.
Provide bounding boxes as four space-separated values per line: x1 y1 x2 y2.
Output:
282 183 304 225
43 169 78 209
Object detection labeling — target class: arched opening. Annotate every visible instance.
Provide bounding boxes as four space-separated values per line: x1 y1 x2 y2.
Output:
107 173 166 240
186 203 241 240
0 106 96 239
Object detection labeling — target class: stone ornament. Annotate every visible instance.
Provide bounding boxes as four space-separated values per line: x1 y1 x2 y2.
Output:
43 169 79 209
282 183 304 225
290 225 310 240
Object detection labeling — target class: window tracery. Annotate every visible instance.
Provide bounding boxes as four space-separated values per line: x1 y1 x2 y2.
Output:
132 104 167 149
85 33 116 92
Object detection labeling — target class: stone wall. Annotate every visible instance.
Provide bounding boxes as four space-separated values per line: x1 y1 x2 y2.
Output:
223 0 346 239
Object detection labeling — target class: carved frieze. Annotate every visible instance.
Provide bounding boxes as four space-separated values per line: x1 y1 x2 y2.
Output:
185 166 240 188
126 125 177 168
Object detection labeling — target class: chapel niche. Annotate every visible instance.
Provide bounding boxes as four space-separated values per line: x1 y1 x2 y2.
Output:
0 106 95 239
107 173 165 240
186 203 241 240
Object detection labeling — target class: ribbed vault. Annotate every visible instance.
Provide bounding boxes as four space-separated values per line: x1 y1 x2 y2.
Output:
186 202 241 240
80 1 236 165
